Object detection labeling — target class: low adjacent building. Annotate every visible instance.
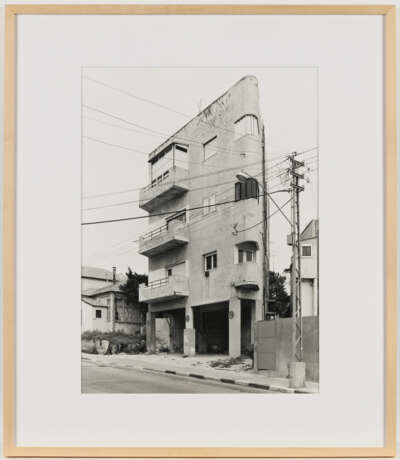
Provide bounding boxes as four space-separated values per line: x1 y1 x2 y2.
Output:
284 219 319 317
81 266 145 335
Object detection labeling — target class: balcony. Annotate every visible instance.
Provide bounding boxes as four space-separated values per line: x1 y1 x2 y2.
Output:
139 275 189 303
139 166 189 212
233 263 261 291
138 222 189 257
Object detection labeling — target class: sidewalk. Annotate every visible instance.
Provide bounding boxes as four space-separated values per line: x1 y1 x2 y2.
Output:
82 352 319 394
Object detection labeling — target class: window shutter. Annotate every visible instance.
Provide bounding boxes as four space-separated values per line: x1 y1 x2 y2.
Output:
92 307 96 320
245 178 252 199
245 178 258 199
235 182 242 201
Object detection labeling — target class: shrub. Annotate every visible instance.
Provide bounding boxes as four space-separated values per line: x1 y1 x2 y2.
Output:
81 330 146 354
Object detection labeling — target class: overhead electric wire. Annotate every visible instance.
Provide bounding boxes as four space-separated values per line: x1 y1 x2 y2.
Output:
82 155 287 201
82 161 288 212
83 104 265 158
237 197 293 233
84 75 263 145
83 134 265 170
84 112 318 163
82 192 271 226
82 148 311 201
81 155 315 212
84 166 317 256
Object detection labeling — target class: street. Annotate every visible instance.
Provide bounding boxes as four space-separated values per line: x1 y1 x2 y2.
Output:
82 362 273 394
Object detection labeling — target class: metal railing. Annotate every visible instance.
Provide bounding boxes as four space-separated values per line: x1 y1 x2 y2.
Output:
140 216 186 242
147 277 170 289
141 224 168 241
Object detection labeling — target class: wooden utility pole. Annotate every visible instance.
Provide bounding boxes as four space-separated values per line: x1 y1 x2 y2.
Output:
261 125 269 319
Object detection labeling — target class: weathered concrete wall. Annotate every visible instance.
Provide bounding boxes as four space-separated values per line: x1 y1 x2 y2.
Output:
81 301 112 332
274 316 319 382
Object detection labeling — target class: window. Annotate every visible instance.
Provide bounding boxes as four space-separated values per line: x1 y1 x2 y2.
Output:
95 309 102 319
203 194 216 215
204 251 217 271
204 136 218 161
150 144 173 184
235 178 259 201
236 242 258 264
167 268 172 277
115 310 119 321
234 115 259 140
238 248 256 263
175 143 189 170
167 210 186 227
175 144 188 153
302 245 312 257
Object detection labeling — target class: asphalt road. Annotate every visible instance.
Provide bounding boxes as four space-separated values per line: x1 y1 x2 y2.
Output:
82 364 272 394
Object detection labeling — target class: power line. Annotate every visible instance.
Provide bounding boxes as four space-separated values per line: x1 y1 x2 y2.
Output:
237 197 293 233
82 193 269 226
82 158 263 201
85 76 189 118
83 104 265 158
106 195 293 257
84 75 263 146
82 162 288 211
81 148 311 201
81 154 314 212
83 134 272 171
84 112 317 163
82 155 288 201
84 167 317 257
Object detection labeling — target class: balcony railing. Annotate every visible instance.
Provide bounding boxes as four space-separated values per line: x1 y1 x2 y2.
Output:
138 221 189 257
139 274 189 303
139 166 189 212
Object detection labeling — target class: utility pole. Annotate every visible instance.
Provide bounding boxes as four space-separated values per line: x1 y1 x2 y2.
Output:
288 153 305 387
261 125 269 319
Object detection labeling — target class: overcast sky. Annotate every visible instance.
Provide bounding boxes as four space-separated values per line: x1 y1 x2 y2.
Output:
82 67 318 276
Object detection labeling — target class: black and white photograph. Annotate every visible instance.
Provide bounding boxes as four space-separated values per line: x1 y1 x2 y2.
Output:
81 67 319 394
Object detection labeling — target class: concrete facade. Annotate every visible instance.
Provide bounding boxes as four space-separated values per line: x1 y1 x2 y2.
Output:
138 76 264 357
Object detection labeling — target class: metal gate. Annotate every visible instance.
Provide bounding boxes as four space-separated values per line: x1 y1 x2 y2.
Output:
254 320 277 371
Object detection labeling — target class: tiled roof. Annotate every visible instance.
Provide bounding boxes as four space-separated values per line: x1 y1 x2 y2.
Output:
82 281 124 297
81 266 125 282
300 219 319 240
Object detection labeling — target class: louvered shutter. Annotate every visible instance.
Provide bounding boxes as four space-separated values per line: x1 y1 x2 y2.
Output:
235 182 242 201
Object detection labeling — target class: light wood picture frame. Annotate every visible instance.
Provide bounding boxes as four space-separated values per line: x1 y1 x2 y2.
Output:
3 4 397 457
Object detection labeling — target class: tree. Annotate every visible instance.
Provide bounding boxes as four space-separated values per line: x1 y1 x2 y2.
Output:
119 267 148 306
268 270 291 318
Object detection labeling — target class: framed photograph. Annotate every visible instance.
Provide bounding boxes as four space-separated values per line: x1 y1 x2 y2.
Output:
3 4 397 457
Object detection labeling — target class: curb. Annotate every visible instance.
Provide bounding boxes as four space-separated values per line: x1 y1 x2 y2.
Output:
136 364 316 394
86 358 317 393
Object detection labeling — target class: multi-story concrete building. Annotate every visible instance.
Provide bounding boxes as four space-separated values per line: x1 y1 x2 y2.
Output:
138 76 265 357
